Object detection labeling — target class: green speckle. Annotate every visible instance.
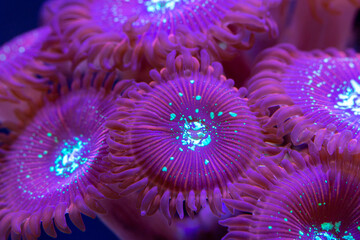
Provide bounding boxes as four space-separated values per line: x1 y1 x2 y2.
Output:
204 159 210 165
38 154 43 158
284 218 288 222
210 112 215 119
321 222 334 231
51 138 89 178
190 80 195 84
358 226 360 231
195 95 201 100
334 221 341 233
44 150 48 155
229 112 237 117
176 136 180 140
179 92 183 97
170 113 176 121
179 148 183 152
170 157 174 160
26 175 30 178
195 109 199 113
169 102 172 106
218 112 223 116
268 226 272 229
299 231 304 236
162 167 168 172
47 132 52 137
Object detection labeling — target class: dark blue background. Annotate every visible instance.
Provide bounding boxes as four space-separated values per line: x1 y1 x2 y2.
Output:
0 1 118 239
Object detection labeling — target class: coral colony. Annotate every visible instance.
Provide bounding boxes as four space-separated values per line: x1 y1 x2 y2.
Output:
3 0 360 240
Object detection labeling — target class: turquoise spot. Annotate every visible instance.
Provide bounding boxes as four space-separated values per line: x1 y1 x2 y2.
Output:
284 218 288 222
299 231 304 236
204 159 210 165
170 113 176 121
210 112 215 119
38 154 43 158
334 221 341 233
268 226 272 229
321 222 334 231
179 148 183 152
47 132 52 137
50 137 89 178
190 80 195 84
195 109 199 113
145 0 180 13
229 112 237 117
170 157 174 160
181 120 211 151
162 167 168 172
179 92 183 97
195 95 201 100
169 102 172 106
218 112 223 116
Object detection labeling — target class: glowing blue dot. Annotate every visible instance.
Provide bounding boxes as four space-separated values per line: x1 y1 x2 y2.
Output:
18 47 25 53
190 80 195 84
47 133 52 137
38 154 43 158
195 109 199 113
195 95 201 100
170 113 176 121
169 102 172 106
321 222 334 231
268 226 272 229
210 112 215 119
162 167 168 172
204 159 210 165
50 138 89 178
179 92 183 97
181 120 211 151
229 112 237 117
170 157 174 160
218 112 223 116
145 0 180 13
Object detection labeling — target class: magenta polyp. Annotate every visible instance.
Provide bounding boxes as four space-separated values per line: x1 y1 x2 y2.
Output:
105 50 267 222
